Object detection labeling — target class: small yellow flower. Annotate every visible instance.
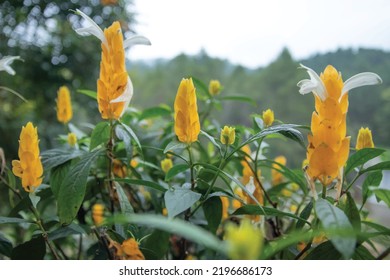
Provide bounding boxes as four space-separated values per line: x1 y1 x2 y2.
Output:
225 219 263 260
174 78 200 143
56 86 73 124
12 122 43 192
130 159 138 168
109 238 145 260
67 132 77 146
262 109 274 127
271 155 287 185
209 79 222 96
92 203 105 226
356 127 374 150
290 204 298 213
161 158 173 173
162 208 168 216
220 126 235 145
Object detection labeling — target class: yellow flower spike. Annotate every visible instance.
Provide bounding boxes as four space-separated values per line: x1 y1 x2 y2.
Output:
225 219 263 260
161 158 173 174
262 109 274 127
109 238 145 260
271 155 287 186
356 127 375 150
56 86 73 124
298 64 381 192
92 203 105 226
174 78 200 143
67 132 77 147
113 159 127 178
209 79 222 96
220 126 235 145
221 196 229 220
74 9 150 120
12 122 43 193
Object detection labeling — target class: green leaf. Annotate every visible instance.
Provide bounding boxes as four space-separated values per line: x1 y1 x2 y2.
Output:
361 161 390 174
233 205 310 224
372 189 390 207
164 188 201 218
219 95 256 105
353 244 375 260
0 233 12 257
164 139 187 154
345 148 385 175
296 201 313 230
200 130 222 152
50 161 71 200
115 123 133 160
165 164 190 181
202 196 222 233
115 178 167 192
77 89 97 100
315 198 356 259
41 148 85 171
117 122 142 152
362 171 383 205
192 77 212 99
305 240 342 260
0 217 31 224
48 223 87 241
342 192 361 231
139 106 171 120
58 148 103 225
11 236 45 260
142 230 170 259
90 121 110 151
115 182 134 215
106 214 226 254
29 192 40 209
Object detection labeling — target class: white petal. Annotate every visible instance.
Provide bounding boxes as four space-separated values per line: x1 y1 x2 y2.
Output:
110 77 134 117
123 35 151 49
0 56 21 75
297 64 327 101
341 72 382 97
74 9 107 47
245 177 256 195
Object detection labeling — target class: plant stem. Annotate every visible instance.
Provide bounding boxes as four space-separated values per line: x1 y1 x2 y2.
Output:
107 120 116 213
321 184 327 199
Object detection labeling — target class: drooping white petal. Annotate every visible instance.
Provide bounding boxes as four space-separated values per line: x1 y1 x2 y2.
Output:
297 64 327 101
110 76 134 117
341 72 382 97
74 9 107 47
123 35 151 49
0 56 21 75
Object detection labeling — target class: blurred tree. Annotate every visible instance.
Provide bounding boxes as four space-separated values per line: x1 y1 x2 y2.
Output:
0 0 136 159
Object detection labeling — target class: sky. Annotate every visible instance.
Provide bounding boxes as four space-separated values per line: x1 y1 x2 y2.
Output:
130 0 390 69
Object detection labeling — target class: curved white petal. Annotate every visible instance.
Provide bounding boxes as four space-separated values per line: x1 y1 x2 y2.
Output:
110 77 134 117
123 35 151 49
297 64 327 101
341 72 382 97
74 9 107 46
0 56 22 75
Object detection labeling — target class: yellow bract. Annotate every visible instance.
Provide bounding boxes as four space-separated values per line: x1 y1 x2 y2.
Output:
356 127 374 150
109 238 145 260
224 219 263 260
262 109 274 127
209 79 222 96
67 132 77 146
92 203 105 226
56 86 73 124
221 196 229 220
220 125 235 145
12 122 43 192
97 21 128 120
113 159 127 178
174 78 200 143
160 158 173 173
271 155 286 185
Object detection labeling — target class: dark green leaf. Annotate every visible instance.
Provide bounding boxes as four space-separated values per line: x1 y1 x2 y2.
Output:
305 241 342 260
362 171 383 205
361 161 390 174
115 123 133 161
296 201 313 230
219 95 256 105
50 161 71 200
353 244 375 260
58 148 103 225
115 178 167 192
142 230 170 259
165 164 190 181
192 77 211 99
90 122 110 151
11 236 45 260
118 122 142 152
163 139 187 154
0 217 31 224
372 189 390 207
77 89 97 100
48 223 87 241
115 182 134 215
41 148 85 171
315 198 356 259
164 188 201 218
202 196 222 233
139 106 171 120
342 192 361 231
0 233 12 257
345 148 385 175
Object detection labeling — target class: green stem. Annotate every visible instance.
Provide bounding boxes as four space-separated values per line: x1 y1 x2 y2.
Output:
322 184 327 199
107 120 116 213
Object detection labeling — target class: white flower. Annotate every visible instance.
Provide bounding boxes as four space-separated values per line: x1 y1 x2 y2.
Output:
297 64 382 101
0 56 22 75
